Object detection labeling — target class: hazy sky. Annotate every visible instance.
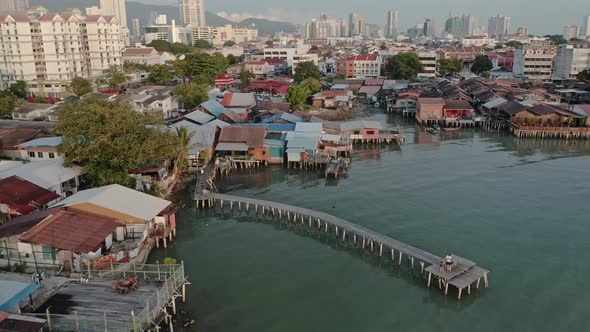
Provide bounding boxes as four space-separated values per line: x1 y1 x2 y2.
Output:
133 0 590 35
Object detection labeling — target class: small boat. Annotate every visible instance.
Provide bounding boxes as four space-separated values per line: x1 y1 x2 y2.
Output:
426 127 438 134
443 127 461 133
432 124 441 131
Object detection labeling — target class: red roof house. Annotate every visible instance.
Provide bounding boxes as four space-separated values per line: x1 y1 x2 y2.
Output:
0 176 60 221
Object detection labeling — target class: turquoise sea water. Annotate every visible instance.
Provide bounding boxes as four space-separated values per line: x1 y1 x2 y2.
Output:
150 112 590 332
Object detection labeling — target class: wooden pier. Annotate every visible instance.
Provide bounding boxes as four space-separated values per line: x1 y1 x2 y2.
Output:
325 158 349 179
203 194 490 300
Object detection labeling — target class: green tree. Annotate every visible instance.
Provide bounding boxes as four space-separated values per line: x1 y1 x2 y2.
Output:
302 78 321 94
437 58 462 76
70 77 93 97
505 41 523 48
310 45 320 51
480 71 491 78
239 70 253 88
285 85 309 109
55 97 178 187
0 93 19 117
123 62 149 72
577 69 590 80
9 80 28 99
148 64 173 85
104 66 129 88
173 83 208 109
265 41 274 46
223 40 236 47
470 55 493 75
544 35 567 45
380 43 387 50
193 39 212 49
175 126 197 172
170 42 191 55
147 40 172 52
293 61 320 83
384 53 424 80
34 96 47 103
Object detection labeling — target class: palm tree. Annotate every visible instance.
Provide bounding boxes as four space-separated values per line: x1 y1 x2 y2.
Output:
174 126 197 173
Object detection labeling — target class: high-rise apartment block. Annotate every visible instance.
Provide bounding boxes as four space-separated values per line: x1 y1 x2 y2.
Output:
552 42 590 79
488 15 510 39
0 0 29 14
564 25 579 41
386 10 399 38
445 15 476 37
0 9 123 97
179 0 206 27
513 40 556 80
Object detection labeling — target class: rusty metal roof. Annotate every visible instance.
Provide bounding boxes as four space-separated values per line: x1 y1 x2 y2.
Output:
0 176 60 216
219 126 267 148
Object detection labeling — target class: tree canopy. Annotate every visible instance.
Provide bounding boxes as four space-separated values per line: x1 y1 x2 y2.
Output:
173 83 208 110
437 58 462 76
70 77 92 97
147 40 172 53
9 81 28 99
302 78 321 94
293 61 320 83
470 55 493 75
104 66 130 88
223 40 236 47
55 97 178 187
285 85 309 110
544 35 567 45
193 39 213 49
577 69 590 81
239 70 253 88
384 53 424 80
0 91 19 117
148 64 174 85
171 53 229 83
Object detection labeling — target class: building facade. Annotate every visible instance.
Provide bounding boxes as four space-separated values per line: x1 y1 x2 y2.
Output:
445 15 476 38
179 0 205 27
564 25 579 41
191 25 258 46
0 0 29 14
552 42 590 79
386 10 399 38
488 15 510 39
0 10 123 97
582 16 590 39
417 50 438 78
513 40 556 80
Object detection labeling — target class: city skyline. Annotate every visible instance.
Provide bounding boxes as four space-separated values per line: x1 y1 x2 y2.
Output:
131 0 589 35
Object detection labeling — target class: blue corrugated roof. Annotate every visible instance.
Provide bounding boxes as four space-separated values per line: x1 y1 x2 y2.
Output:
231 123 295 132
261 112 303 124
199 100 226 118
0 281 40 311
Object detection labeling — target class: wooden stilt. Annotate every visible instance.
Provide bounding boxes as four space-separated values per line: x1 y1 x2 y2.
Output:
379 243 383 256
427 272 432 287
484 273 489 288
458 288 463 300
476 278 481 289
444 282 449 295
398 252 402 265
420 261 424 274
467 284 471 295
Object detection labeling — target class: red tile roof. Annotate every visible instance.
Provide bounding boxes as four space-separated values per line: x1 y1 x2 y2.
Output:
0 176 60 216
348 54 379 61
418 98 446 105
0 14 30 22
20 209 120 253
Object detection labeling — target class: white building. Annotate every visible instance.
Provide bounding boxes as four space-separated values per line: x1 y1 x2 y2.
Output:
552 42 590 80
417 50 438 78
0 10 123 98
144 20 190 45
513 40 556 80
263 44 316 68
122 47 167 65
191 25 258 46
16 136 64 161
100 0 127 27
386 10 399 38
461 36 497 47
0 159 82 198
582 16 590 39
179 0 205 27
0 0 28 13
564 25 579 41
488 15 510 39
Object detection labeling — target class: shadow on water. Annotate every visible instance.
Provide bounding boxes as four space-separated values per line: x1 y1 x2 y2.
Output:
191 208 484 309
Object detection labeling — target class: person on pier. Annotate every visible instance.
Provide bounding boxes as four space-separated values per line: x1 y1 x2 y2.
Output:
445 254 454 271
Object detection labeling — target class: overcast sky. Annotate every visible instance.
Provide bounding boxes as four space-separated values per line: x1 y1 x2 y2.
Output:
133 0 589 35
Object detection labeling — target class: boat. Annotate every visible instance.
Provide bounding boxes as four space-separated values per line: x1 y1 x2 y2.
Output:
432 124 441 131
426 127 438 134
443 127 461 133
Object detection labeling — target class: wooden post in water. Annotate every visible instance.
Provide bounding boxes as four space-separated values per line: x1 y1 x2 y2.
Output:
398 252 403 265
379 243 383 256
427 272 432 287
353 234 357 246
362 237 366 249
420 261 425 274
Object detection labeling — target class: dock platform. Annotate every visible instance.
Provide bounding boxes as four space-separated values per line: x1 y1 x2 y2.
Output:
205 194 489 300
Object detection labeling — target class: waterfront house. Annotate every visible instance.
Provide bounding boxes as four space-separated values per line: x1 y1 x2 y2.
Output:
15 136 63 161
182 110 216 125
569 105 590 126
443 99 474 126
220 93 257 122
417 98 445 124
312 90 355 110
261 112 303 124
0 159 82 198
216 126 269 162
215 73 236 89
0 176 60 223
285 123 324 165
480 97 508 116
196 100 227 118
169 119 229 169
0 129 48 159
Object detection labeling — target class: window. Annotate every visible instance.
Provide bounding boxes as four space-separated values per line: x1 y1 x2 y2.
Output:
29 151 35 158
37 152 44 158
49 152 55 159
367 131 375 135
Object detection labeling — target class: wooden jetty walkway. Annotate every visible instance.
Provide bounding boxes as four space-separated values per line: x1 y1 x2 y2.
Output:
203 194 489 300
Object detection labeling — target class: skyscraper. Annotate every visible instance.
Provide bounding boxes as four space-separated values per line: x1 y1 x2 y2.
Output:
0 0 29 14
179 0 206 27
423 18 436 37
487 15 510 39
582 16 590 38
386 10 399 38
131 18 141 37
444 15 476 37
100 0 127 27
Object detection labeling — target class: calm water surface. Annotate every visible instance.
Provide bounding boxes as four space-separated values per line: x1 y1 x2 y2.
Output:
150 112 590 332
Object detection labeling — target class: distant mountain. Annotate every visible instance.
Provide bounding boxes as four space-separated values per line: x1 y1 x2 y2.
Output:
31 0 296 36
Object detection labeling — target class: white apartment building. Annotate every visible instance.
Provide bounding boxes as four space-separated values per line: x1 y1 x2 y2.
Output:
386 10 399 38
513 40 556 80
144 21 190 45
552 42 590 80
179 0 205 27
488 15 510 39
122 47 166 65
564 25 579 41
263 44 313 67
0 0 29 14
0 11 123 97
416 50 438 78
582 16 590 39
191 25 258 46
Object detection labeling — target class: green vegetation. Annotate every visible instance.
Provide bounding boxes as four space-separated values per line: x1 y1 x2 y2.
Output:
302 78 321 94
577 69 590 81
163 257 177 265
9 80 28 99
104 66 130 88
505 41 523 48
0 91 20 117
70 77 93 97
384 53 424 80
544 35 567 45
173 83 208 110
55 97 178 187
147 40 193 55
293 61 320 83
480 71 491 78
148 64 174 85
175 126 197 172
471 55 493 75
223 40 236 47
171 53 229 84
239 70 254 88
285 85 309 110
193 39 213 49
310 45 320 51
437 58 462 76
